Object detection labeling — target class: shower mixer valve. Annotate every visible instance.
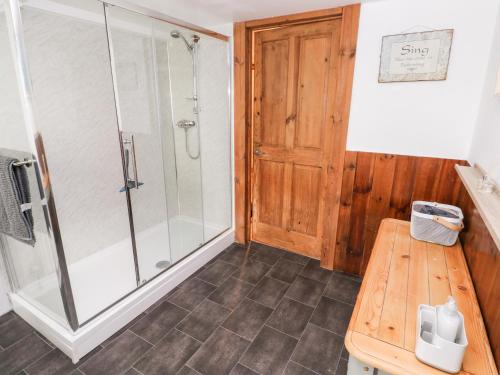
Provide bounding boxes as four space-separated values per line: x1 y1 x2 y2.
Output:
176 119 196 128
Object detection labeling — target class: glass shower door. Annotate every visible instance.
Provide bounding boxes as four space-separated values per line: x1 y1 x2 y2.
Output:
18 0 139 324
155 19 205 264
105 5 172 282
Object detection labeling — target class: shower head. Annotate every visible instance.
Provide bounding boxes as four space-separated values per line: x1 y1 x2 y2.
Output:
170 30 199 51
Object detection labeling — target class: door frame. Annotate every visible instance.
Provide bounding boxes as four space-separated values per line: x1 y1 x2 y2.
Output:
233 5 360 269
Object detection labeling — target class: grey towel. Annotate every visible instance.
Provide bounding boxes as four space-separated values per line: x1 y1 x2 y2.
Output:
0 155 35 246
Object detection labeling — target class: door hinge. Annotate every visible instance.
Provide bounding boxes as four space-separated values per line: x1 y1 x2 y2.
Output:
251 63 255 70
250 205 253 219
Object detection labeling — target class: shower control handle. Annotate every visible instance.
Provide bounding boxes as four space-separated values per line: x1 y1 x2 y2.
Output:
177 119 196 129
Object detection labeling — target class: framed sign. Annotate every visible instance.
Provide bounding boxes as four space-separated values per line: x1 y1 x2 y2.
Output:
379 29 453 83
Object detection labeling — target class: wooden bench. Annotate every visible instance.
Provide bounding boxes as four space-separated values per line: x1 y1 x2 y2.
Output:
345 219 498 375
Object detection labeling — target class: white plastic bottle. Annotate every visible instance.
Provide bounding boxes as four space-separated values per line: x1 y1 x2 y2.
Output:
437 296 461 342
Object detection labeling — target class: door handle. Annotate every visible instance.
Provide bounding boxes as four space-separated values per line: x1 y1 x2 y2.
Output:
130 134 139 189
120 134 143 192
254 149 263 156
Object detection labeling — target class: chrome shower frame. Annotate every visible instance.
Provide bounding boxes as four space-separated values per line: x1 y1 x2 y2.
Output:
3 0 231 334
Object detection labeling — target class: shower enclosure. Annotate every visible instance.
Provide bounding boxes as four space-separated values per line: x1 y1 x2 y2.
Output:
0 0 231 362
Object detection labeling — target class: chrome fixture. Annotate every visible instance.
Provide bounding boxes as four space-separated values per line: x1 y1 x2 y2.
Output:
120 134 143 191
170 30 199 52
176 119 196 129
170 30 201 159
13 159 37 167
155 260 170 269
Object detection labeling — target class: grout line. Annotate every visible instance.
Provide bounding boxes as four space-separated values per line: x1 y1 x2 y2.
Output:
289 360 322 375
308 321 346 339
127 328 156 347
219 325 252 343
21 347 55 374
282 278 327 375
237 361 263 375
184 364 202 374
164 296 199 314
131 366 146 375
173 327 204 345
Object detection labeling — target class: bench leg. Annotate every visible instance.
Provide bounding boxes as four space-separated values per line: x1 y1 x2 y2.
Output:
347 355 392 375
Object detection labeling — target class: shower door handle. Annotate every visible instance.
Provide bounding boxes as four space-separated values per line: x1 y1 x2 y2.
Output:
130 135 139 189
120 134 143 192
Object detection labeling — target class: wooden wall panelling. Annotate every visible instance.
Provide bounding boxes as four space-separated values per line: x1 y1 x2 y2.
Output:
457 183 500 368
320 4 360 269
233 22 248 243
334 151 468 275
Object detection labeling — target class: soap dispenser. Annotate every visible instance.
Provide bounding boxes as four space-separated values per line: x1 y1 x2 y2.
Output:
437 296 460 342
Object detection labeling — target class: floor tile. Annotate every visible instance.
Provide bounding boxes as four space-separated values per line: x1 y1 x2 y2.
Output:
285 276 326 307
187 327 250 375
26 345 101 375
218 244 254 266
222 299 273 341
266 298 314 338
144 287 179 314
130 301 189 344
282 252 310 265
324 273 360 305
341 345 349 360
101 313 146 347
133 329 201 375
196 261 238 286
230 363 259 375
168 278 216 311
336 359 348 375
240 326 297 375
208 277 254 309
247 277 289 308
177 299 231 341
268 259 305 284
177 366 200 375
0 333 51 375
80 331 151 375
0 316 34 348
231 259 271 285
300 259 332 284
176 366 200 375
123 368 141 375
310 297 353 336
0 311 16 326
34 333 55 349
284 361 317 375
291 324 342 375
250 242 285 266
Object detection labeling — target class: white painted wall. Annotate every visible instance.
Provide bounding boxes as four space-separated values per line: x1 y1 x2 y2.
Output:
468 5 500 184
347 0 500 160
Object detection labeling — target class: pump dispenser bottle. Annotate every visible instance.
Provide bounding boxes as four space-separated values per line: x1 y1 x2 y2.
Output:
437 296 461 342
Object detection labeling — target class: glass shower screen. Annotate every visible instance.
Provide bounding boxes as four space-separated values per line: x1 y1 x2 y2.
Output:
2 0 231 329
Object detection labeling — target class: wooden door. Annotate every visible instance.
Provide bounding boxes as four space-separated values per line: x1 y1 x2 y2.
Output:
251 19 342 258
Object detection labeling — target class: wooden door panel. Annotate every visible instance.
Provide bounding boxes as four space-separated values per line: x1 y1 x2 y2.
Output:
295 35 331 150
290 164 322 236
252 19 342 259
257 160 285 227
257 39 289 148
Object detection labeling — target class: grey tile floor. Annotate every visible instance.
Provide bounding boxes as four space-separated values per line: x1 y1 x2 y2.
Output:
0 242 361 375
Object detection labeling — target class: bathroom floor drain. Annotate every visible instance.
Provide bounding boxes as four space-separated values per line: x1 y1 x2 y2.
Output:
156 260 171 269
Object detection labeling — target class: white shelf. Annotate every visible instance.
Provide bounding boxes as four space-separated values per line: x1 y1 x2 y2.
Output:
455 165 500 251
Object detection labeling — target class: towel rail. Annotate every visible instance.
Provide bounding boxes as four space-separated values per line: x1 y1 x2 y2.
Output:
13 159 37 167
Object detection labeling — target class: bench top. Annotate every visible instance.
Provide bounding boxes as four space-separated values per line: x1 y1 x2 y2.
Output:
345 219 497 375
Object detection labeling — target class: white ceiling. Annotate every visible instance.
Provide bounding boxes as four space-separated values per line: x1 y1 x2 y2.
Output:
124 0 363 28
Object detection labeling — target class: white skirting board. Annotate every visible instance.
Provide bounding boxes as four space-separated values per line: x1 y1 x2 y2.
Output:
11 229 234 363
